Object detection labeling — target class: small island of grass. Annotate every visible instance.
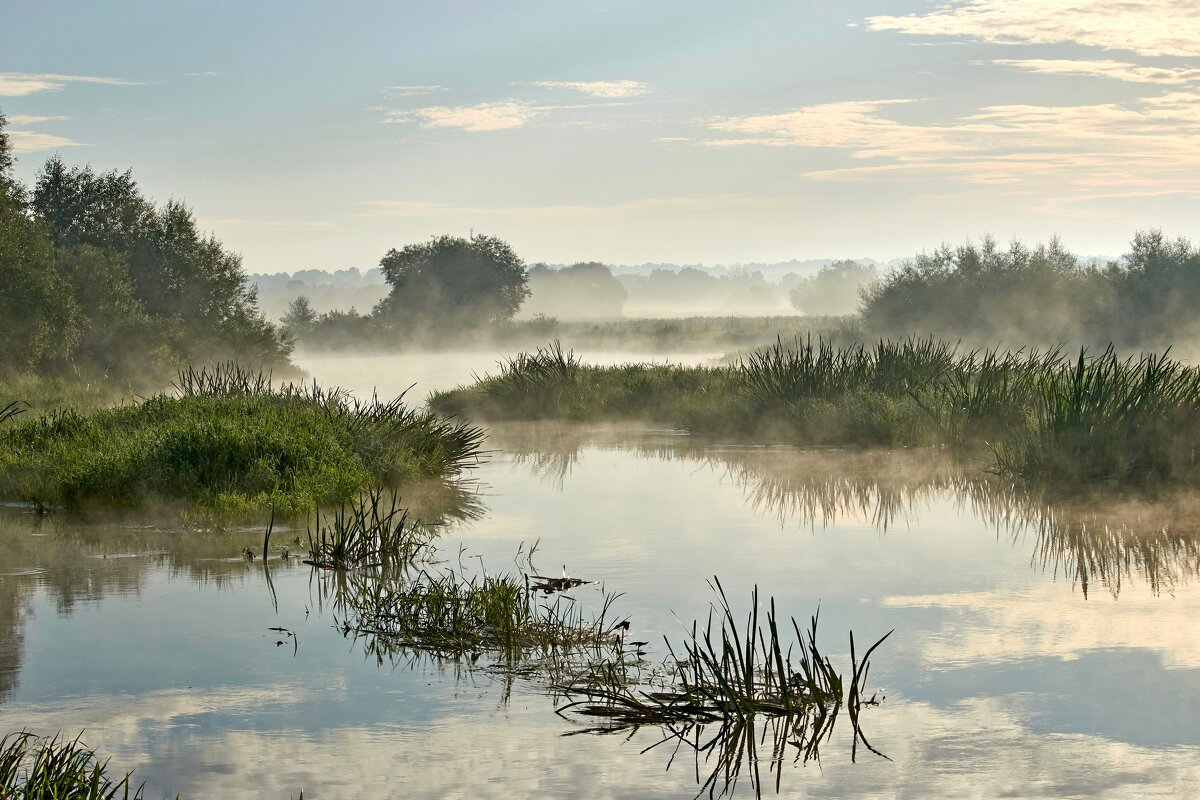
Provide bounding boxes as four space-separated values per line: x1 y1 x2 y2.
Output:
0 365 483 514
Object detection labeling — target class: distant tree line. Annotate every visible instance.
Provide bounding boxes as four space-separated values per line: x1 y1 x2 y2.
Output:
860 232 1200 349
0 112 289 379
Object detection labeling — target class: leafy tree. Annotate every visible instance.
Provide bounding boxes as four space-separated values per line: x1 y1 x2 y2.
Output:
0 115 80 369
281 295 317 338
31 158 289 366
376 234 529 327
789 260 878 316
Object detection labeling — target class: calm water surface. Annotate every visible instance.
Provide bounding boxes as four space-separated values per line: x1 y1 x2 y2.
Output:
1 354 1197 798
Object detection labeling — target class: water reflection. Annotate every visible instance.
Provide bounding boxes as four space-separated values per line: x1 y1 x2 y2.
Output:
489 422 1200 598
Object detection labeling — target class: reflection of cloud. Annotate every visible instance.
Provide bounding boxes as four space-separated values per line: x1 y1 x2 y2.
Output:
4 682 1198 798
989 59 1200 85
382 101 541 131
882 582 1200 668
708 91 1200 196
0 72 142 96
865 1 1200 58
530 80 649 98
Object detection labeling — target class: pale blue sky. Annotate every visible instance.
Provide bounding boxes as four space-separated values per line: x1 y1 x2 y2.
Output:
3 1 1198 272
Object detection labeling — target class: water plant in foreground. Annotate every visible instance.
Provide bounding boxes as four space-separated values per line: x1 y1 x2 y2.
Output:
0 731 154 799
304 489 435 571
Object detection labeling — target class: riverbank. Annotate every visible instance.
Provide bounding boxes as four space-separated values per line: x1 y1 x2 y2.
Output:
431 339 1200 487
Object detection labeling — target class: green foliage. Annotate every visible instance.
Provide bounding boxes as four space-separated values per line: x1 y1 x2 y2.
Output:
280 295 317 338
0 191 81 368
861 236 1100 345
860 231 1200 351
0 150 290 378
376 233 530 329
0 366 484 513
434 338 1200 487
0 730 150 799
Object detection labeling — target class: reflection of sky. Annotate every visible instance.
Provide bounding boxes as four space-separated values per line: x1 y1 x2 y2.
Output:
0 429 1198 797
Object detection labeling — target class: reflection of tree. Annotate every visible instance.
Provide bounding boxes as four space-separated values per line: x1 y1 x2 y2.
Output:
491 422 1200 600
0 480 485 702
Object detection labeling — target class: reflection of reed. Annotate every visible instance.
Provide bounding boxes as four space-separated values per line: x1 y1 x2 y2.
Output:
491 422 1200 599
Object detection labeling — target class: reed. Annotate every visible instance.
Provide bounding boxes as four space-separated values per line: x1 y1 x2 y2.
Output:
0 731 150 800
304 490 434 571
555 580 889 728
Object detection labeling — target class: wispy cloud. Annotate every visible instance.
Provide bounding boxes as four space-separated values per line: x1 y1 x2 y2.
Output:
383 85 447 97
184 71 219 78
381 100 541 131
706 90 1200 197
989 59 1200 85
200 218 342 233
0 72 143 97
530 80 649 98
359 194 766 220
7 130 82 153
865 0 1200 57
5 114 68 125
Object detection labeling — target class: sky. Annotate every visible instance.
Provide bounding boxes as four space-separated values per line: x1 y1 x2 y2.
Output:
2 0 1198 273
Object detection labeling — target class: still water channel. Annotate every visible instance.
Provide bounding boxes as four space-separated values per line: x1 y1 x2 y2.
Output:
0 352 1197 798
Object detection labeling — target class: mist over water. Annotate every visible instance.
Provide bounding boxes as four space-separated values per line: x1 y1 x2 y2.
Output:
1 354 1197 797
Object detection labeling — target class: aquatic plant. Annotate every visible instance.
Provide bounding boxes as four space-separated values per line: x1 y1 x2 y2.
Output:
555 580 889 728
304 490 434 571
0 731 150 799
0 367 484 513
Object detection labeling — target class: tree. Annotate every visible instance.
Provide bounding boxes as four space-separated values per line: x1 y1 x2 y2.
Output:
376 234 529 327
789 260 878 316
524 261 627 318
281 295 317 338
31 158 290 366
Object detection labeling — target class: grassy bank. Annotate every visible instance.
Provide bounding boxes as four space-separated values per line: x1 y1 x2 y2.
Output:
0 366 483 514
431 340 1200 487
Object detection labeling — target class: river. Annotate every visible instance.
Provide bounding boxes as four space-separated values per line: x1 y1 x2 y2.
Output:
0 351 1196 798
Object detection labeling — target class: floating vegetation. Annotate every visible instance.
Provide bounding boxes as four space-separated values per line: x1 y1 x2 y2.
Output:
0 730 152 799
343 565 623 674
303 490 434 571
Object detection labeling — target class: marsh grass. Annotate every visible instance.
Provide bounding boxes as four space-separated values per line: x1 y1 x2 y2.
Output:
0 731 152 800
0 364 484 513
304 490 434 570
435 338 1200 486
555 580 889 728
344 565 625 674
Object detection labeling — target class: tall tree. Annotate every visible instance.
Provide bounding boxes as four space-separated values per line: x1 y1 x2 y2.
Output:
376 234 529 327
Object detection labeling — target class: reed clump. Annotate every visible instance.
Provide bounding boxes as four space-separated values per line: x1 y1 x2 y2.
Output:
304 490 434 570
0 730 153 800
344 565 623 667
433 338 1200 487
0 363 484 513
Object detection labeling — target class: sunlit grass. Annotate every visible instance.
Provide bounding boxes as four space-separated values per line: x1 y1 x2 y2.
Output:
0 364 485 513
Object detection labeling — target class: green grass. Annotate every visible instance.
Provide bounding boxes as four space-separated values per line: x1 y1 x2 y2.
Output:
0 364 484 514
0 731 160 799
433 339 1200 487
